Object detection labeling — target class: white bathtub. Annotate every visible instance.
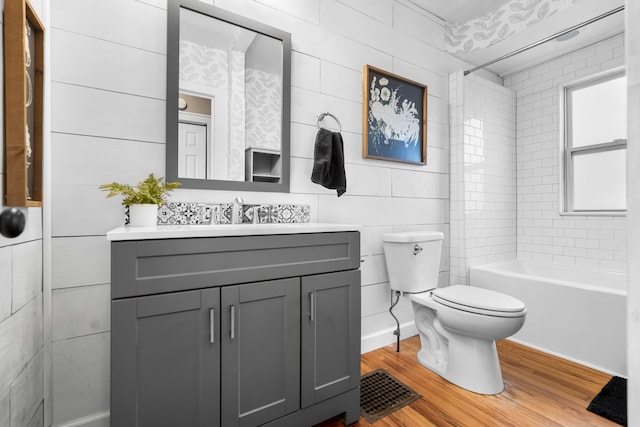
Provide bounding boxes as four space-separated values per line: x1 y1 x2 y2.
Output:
470 259 627 376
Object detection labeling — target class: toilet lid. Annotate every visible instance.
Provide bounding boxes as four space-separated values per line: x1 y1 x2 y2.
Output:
432 285 526 315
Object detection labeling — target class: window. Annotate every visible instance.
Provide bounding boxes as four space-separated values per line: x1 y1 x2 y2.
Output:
564 71 627 213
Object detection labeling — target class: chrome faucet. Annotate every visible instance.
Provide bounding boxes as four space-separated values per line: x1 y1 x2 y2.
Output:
232 197 243 224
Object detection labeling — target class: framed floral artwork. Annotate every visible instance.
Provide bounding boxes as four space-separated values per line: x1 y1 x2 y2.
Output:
362 65 427 165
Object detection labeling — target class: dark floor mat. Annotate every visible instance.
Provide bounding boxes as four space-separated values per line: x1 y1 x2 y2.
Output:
360 368 421 423
587 376 627 426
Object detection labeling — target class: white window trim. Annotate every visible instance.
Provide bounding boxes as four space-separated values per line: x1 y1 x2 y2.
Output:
558 67 627 216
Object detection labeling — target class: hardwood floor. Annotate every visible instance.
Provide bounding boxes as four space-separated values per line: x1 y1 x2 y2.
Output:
316 336 619 427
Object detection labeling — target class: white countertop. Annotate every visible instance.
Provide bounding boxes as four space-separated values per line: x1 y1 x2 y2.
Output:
106 222 361 241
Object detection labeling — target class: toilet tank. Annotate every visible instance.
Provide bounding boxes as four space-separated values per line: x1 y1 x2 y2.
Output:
382 231 444 293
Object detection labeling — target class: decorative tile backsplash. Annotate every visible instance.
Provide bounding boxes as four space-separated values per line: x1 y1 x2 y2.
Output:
158 202 213 225
124 202 310 226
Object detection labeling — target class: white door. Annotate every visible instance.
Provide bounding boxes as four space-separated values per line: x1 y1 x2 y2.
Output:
178 122 207 179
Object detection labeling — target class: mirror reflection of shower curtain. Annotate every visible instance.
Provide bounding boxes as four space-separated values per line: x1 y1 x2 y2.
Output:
178 122 207 179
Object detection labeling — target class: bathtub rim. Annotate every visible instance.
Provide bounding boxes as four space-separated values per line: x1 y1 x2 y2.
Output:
469 259 627 297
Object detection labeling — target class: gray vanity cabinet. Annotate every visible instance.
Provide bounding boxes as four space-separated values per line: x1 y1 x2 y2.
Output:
110 231 361 427
221 278 300 426
111 288 221 427
301 270 361 408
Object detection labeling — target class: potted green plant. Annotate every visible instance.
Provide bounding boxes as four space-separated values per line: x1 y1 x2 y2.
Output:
100 173 180 227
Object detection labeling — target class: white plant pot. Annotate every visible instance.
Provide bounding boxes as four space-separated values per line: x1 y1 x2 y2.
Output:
128 204 159 227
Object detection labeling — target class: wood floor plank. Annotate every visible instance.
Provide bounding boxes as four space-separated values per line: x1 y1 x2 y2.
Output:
315 336 620 427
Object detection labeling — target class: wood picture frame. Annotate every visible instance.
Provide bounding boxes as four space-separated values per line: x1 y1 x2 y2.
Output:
3 0 44 207
362 65 427 165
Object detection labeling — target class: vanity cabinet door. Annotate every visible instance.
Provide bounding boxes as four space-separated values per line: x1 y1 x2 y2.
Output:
111 288 220 427
220 278 300 427
301 270 361 408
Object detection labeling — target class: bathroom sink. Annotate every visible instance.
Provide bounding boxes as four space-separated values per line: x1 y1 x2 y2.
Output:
106 222 361 241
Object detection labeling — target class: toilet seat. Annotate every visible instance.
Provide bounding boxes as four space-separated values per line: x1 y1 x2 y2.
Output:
431 285 526 318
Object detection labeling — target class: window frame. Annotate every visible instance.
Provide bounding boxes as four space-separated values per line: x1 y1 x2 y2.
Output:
562 69 627 215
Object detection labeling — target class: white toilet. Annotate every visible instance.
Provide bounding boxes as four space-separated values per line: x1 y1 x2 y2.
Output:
382 231 526 395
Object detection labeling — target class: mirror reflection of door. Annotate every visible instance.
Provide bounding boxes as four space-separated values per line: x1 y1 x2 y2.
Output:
178 121 207 179
178 7 284 184
177 93 214 179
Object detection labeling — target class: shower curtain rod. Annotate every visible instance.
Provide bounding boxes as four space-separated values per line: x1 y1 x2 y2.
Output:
463 5 625 76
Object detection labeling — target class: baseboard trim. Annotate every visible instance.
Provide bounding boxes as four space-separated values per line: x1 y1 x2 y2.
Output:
361 322 417 354
55 410 109 427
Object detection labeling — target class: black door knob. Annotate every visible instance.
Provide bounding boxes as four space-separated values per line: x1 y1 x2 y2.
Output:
0 208 26 238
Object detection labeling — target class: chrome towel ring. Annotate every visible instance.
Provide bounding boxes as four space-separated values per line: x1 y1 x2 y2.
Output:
316 112 342 132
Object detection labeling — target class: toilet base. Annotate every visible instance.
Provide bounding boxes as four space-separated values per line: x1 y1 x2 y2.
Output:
418 333 504 395
412 302 506 395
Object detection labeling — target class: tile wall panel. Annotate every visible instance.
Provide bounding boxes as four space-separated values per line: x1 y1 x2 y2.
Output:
291 52 320 92
427 121 449 149
0 247 11 323
0 392 9 427
0 296 43 399
392 1 444 49
51 83 165 144
320 61 362 102
51 134 165 186
504 33 627 272
291 87 360 133
390 169 448 199
52 333 110 426
319 195 446 226
51 0 167 54
359 226 392 257
11 241 43 313
52 285 110 341
10 349 44 427
319 1 457 76
393 58 448 100
338 0 393 26
256 0 321 23
52 184 130 236
51 237 110 290
51 29 165 98
449 72 517 285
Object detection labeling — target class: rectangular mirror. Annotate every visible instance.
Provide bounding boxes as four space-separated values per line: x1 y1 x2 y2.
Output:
167 0 291 192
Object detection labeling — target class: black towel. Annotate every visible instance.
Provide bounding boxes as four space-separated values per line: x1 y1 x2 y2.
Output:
311 128 347 197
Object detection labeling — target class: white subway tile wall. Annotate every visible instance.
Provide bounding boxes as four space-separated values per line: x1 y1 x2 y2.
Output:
504 33 627 273
449 72 517 285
